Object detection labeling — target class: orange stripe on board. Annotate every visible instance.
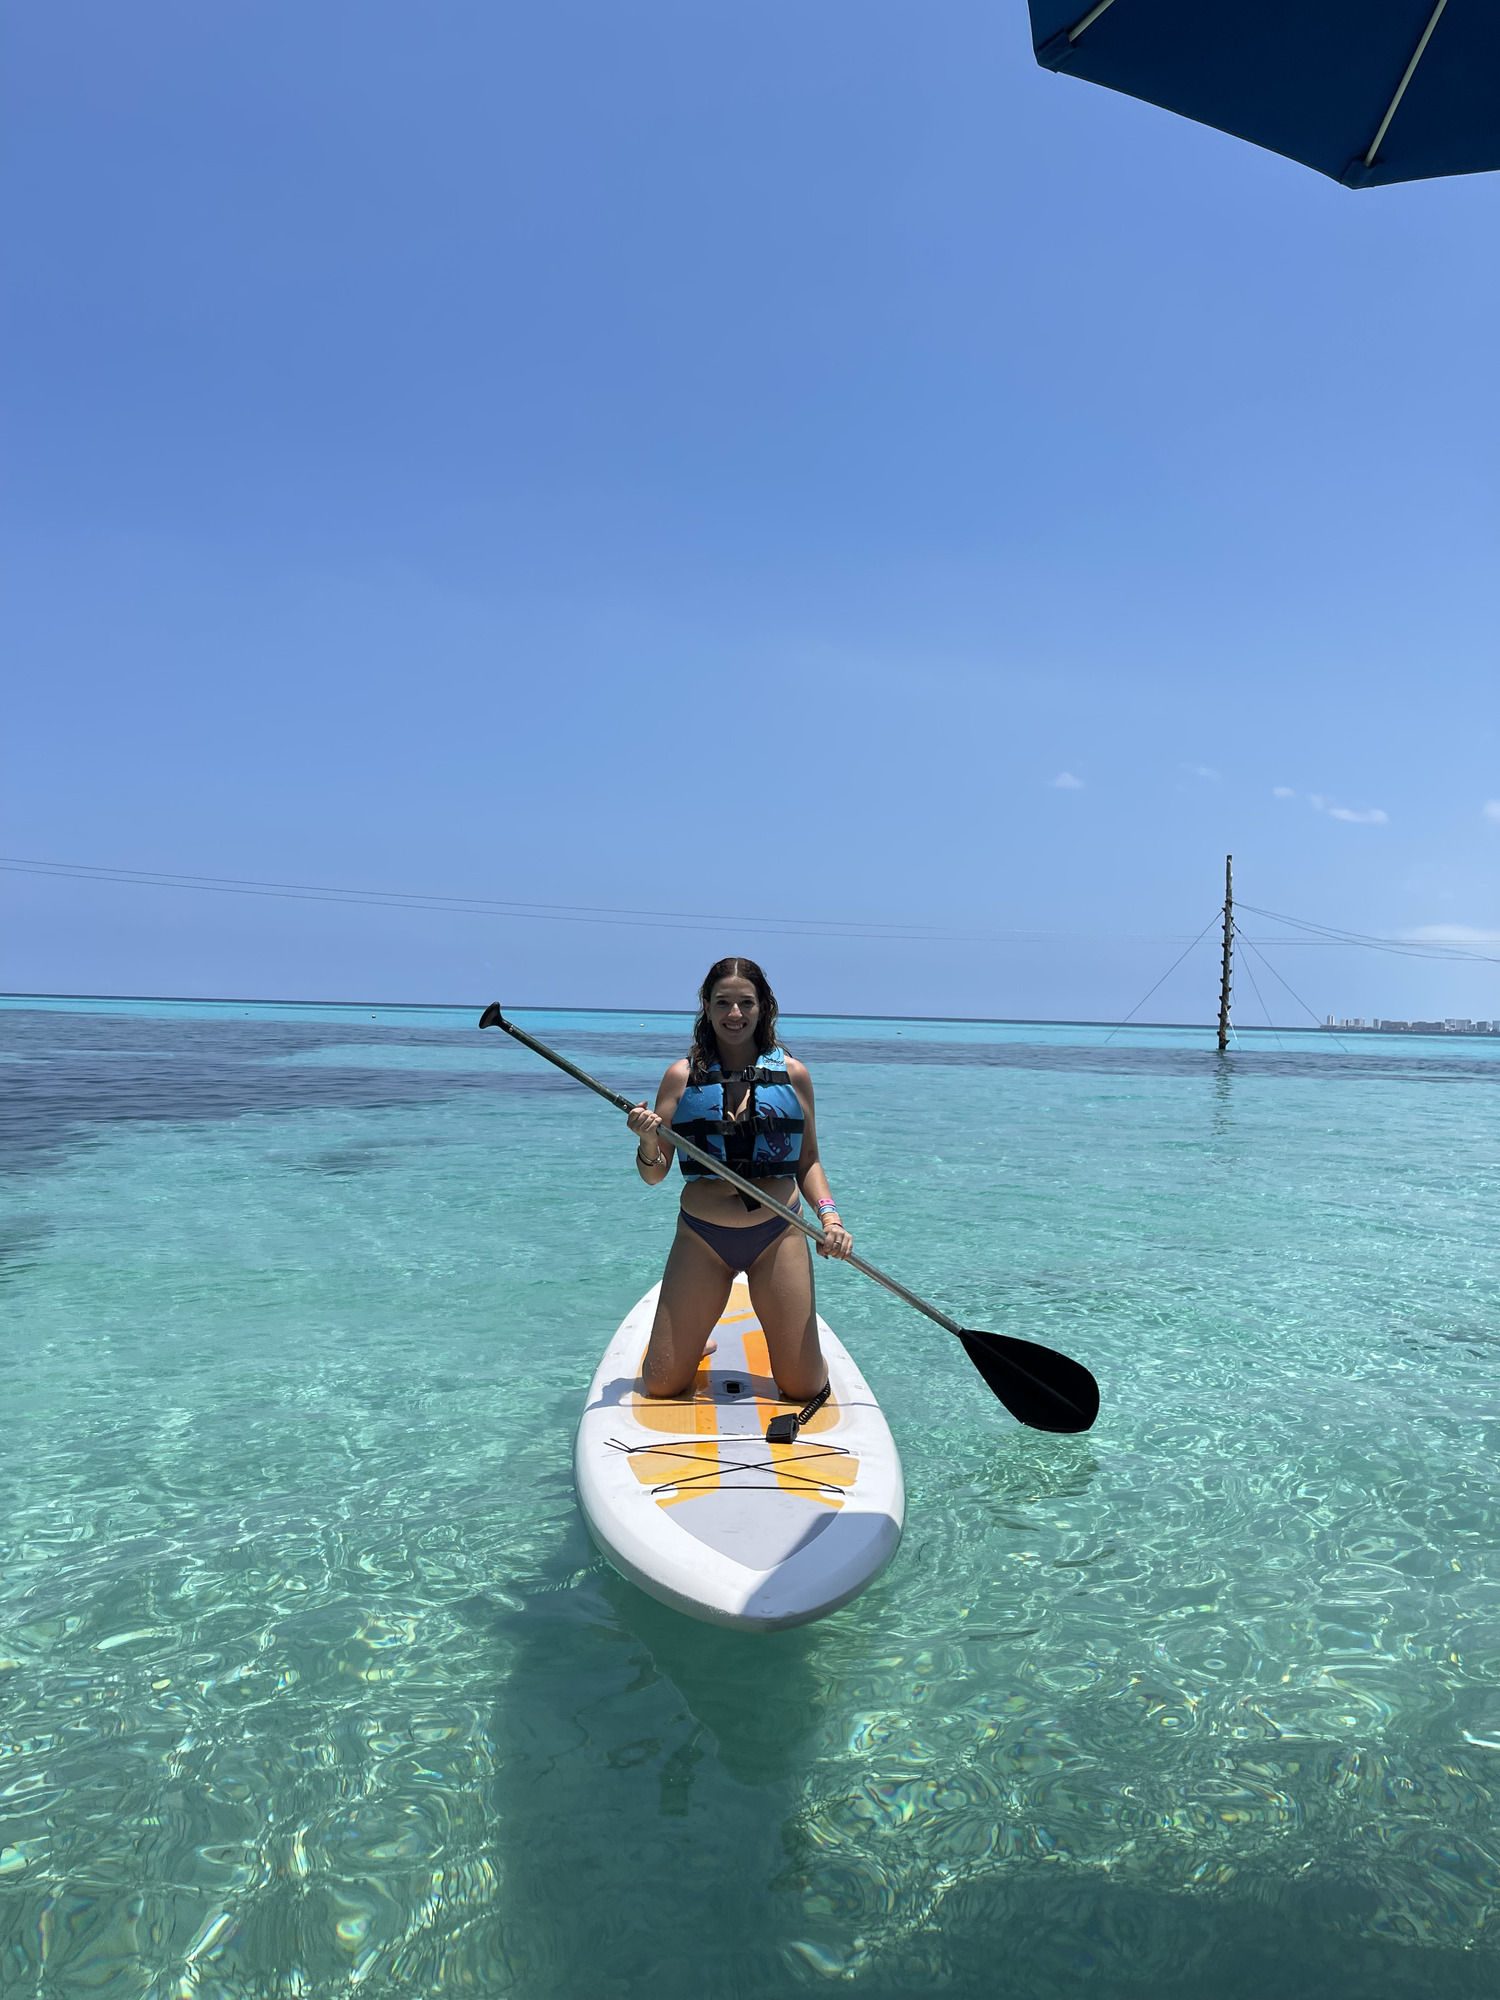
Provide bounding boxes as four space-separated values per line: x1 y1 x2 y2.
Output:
624 1287 854 1509
626 1439 726 1505
741 1321 854 1507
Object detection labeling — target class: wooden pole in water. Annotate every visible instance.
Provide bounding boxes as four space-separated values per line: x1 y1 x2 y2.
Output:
1217 854 1233 1051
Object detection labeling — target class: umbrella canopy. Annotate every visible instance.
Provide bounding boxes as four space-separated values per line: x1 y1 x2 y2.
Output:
1027 0 1500 188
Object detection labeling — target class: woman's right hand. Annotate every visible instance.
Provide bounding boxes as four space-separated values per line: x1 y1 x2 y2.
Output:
627 1103 662 1144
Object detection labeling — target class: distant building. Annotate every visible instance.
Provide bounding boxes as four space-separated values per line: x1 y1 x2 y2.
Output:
1320 1017 1497 1037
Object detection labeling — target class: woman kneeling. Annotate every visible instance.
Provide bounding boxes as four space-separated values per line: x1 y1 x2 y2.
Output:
626 957 852 1402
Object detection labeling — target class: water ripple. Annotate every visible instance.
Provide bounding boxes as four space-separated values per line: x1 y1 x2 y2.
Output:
3 1005 1498 1997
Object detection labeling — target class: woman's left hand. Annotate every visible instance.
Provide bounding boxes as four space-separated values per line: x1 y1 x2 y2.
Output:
816 1219 853 1260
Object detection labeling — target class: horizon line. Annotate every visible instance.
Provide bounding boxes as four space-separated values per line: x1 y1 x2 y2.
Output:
4 990 1493 1040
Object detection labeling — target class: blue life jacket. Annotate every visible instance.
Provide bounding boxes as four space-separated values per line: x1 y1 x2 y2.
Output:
672 1045 804 1185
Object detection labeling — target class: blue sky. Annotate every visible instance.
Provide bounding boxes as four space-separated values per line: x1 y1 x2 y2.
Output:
3 1 1497 1022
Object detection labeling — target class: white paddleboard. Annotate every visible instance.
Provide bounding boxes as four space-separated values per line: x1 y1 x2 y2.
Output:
576 1278 904 1631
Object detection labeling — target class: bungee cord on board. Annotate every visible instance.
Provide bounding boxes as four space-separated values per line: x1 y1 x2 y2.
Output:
604 1434 853 1499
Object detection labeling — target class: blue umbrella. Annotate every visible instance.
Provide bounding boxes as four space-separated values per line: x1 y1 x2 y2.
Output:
1028 0 1500 188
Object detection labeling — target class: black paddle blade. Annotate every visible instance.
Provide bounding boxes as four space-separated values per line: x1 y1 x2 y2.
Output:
957 1330 1100 1434
479 1002 505 1030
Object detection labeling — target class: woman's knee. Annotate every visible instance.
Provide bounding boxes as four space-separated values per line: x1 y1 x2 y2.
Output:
642 1339 693 1397
755 1295 825 1400
773 1360 827 1401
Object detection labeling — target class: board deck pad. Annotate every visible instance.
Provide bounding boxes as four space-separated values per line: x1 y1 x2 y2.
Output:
576 1279 904 1630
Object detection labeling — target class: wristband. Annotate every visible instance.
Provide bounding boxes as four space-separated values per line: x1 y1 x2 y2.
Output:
815 1197 839 1215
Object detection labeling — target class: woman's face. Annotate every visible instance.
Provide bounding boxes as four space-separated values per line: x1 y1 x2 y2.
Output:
708 976 759 1044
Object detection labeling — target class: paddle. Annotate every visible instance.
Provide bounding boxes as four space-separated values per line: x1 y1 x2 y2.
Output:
480 1002 1099 1434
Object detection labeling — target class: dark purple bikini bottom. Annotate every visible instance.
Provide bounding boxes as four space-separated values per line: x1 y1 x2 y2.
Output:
679 1206 797 1271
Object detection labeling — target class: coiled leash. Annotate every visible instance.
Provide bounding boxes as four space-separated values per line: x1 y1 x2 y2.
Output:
765 1381 831 1444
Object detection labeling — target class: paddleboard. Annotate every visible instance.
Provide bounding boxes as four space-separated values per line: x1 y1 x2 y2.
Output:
576 1278 904 1631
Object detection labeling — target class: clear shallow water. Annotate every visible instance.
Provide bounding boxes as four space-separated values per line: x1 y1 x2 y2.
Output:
2 999 1498 1999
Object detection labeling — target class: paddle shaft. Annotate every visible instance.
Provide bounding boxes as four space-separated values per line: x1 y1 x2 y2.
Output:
484 1008 967 1339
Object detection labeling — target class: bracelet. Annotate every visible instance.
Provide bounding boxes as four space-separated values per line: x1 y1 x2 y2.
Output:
637 1146 663 1168
815 1197 839 1215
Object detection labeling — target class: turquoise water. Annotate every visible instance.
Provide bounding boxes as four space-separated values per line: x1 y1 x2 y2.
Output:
3 999 1498 1999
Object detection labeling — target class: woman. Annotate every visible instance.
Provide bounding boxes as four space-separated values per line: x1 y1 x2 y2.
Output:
626 958 852 1402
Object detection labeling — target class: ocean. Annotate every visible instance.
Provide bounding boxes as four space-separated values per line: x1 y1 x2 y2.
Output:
2 998 1497 1998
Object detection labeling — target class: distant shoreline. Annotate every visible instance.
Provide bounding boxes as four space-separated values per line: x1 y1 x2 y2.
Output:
3 992 1497 1042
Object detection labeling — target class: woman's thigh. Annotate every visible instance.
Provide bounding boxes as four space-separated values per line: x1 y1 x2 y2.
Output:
642 1220 735 1396
747 1226 826 1404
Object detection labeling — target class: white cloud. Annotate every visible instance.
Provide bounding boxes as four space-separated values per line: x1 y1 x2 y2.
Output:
1483 800 1500 823
1052 772 1084 789
1403 925 1500 943
1272 786 1295 798
1184 764 1221 780
1307 794 1387 824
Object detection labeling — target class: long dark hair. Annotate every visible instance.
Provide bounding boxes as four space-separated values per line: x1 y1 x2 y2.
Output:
688 957 781 1080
